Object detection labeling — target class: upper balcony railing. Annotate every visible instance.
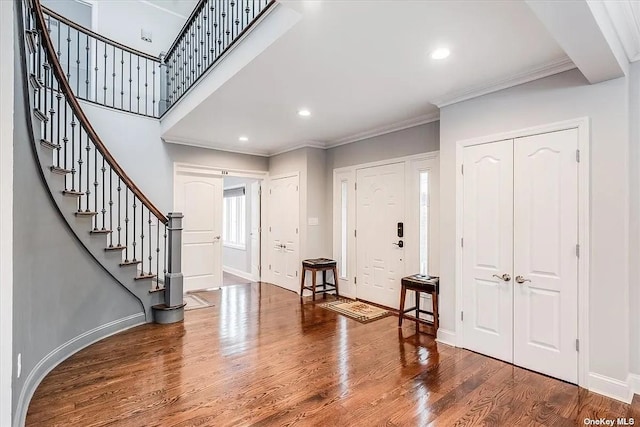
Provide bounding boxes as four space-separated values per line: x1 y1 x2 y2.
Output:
42 6 162 118
41 0 275 118
161 0 275 115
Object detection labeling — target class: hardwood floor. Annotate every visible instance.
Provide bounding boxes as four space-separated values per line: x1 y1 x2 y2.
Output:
27 282 639 426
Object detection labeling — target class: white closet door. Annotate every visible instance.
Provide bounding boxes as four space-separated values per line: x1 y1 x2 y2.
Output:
174 172 223 292
462 140 514 362
356 162 405 309
268 175 299 292
513 129 579 383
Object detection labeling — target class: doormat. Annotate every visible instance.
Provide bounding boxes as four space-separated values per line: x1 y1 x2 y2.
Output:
183 294 214 311
319 300 390 323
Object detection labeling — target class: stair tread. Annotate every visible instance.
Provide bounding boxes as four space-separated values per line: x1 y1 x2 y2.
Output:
120 260 142 266
135 274 157 280
33 108 48 122
152 303 186 311
40 139 57 151
90 229 112 234
75 211 97 217
50 166 71 175
62 190 84 197
149 288 165 294
104 245 126 251
29 73 44 89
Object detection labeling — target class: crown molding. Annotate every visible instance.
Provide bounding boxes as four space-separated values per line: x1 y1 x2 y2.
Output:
325 112 440 149
162 136 271 157
432 56 576 108
603 0 640 63
269 141 327 157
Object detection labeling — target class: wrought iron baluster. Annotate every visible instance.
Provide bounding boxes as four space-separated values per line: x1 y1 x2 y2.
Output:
116 177 121 248
108 167 112 237
63 94 68 188
112 45 116 108
77 124 83 204
120 50 124 109
129 52 132 111
124 189 129 260
85 33 89 99
132 195 137 262
163 223 167 281
101 155 106 230
156 218 160 289
103 41 107 105
70 114 76 192
85 128 91 213
140 204 144 276
136 55 140 113
94 37 98 102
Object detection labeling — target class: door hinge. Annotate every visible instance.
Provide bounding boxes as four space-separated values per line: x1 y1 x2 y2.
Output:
269 264 272 270
269 226 272 232
296 185 299 191
269 189 272 195
576 339 579 351
354 276 357 284
461 238 464 248
296 270 298 277
296 228 298 234
355 182 357 191
576 244 580 258
461 164 464 175
461 311 464 321
354 230 357 238
576 149 580 163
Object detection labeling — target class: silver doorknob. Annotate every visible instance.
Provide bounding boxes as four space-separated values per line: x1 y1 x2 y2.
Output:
515 275 531 284
492 273 511 282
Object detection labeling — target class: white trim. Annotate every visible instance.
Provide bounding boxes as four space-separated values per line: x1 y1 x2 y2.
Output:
588 372 634 403
333 151 440 176
0 1 13 425
432 56 576 108
629 373 640 396
222 266 254 282
454 117 591 389
269 141 326 157
326 112 441 148
15 313 145 427
435 329 457 347
164 136 271 157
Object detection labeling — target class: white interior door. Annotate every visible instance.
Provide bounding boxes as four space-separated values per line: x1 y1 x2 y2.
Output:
462 140 514 362
268 175 299 292
174 171 223 292
250 181 261 280
513 129 579 383
356 162 405 309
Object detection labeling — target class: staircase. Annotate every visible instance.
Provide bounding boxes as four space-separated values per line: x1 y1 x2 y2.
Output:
19 0 185 324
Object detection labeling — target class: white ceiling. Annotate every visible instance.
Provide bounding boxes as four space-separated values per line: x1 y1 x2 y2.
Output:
162 0 572 156
142 0 199 18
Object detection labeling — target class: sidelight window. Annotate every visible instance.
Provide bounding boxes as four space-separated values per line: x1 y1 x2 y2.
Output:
223 186 246 249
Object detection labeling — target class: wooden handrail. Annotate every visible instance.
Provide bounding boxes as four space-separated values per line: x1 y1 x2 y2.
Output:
32 0 168 224
41 5 160 62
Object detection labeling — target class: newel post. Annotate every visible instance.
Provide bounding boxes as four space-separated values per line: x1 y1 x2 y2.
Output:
158 52 171 115
165 212 184 308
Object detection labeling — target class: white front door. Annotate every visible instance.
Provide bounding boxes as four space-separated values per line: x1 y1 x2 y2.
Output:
174 172 223 292
462 140 514 362
513 129 579 383
356 162 405 309
268 175 299 292
250 181 261 280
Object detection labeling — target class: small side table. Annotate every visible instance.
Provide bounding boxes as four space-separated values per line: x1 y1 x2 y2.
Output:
399 275 439 336
300 258 339 301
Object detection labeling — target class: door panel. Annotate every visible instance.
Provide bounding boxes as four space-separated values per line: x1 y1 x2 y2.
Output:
513 129 578 383
175 173 223 292
356 162 405 309
462 140 514 362
268 176 299 292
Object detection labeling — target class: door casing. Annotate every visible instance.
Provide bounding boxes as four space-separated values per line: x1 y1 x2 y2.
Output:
454 117 590 388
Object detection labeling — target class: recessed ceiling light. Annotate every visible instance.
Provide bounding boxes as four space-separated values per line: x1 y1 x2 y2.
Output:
238 136 249 142
298 109 311 117
431 47 450 60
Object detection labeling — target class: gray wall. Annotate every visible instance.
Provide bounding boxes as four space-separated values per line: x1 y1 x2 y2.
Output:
324 122 440 254
12 37 143 425
81 102 268 213
439 69 629 382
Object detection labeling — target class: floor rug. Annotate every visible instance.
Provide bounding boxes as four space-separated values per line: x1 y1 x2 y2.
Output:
183 293 214 311
319 299 390 323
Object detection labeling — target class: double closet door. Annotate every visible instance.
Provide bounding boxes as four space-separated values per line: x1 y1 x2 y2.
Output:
462 128 579 384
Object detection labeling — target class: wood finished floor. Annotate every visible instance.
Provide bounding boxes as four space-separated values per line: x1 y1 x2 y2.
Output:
27 282 640 426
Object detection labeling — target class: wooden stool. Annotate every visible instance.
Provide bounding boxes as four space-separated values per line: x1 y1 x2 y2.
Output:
398 275 439 336
300 258 339 301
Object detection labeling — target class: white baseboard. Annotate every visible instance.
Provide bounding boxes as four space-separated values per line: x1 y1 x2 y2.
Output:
15 313 145 427
629 373 640 397
223 266 255 282
588 372 634 403
436 328 457 347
